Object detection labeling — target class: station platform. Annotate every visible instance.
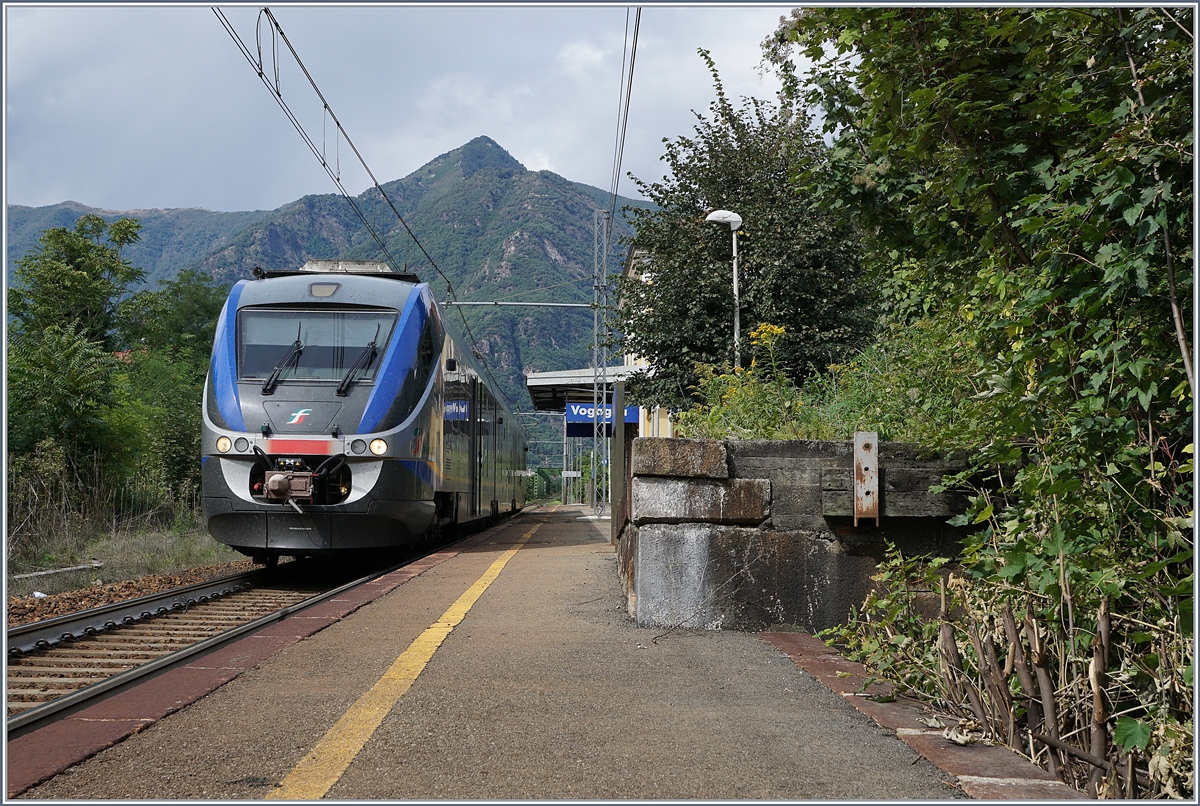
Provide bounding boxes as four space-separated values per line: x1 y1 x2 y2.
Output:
16 506 975 799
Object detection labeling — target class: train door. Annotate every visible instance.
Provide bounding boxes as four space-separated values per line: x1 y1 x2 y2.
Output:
498 413 508 512
485 391 497 515
469 377 480 520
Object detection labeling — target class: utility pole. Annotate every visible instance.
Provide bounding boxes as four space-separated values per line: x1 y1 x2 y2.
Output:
592 208 610 515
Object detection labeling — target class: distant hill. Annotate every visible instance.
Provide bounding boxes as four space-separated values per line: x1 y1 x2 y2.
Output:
6 201 273 288
7 136 650 462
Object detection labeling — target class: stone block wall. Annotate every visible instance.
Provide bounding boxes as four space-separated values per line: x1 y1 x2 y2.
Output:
617 437 970 633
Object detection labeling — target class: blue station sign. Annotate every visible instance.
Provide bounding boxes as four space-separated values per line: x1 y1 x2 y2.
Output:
564 404 638 437
565 404 638 423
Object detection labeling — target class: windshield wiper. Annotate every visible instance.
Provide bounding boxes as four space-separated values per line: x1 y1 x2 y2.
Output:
262 323 304 395
336 325 380 397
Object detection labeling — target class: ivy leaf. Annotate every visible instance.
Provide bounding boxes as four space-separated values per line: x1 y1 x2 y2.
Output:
1113 717 1152 752
997 563 1025 579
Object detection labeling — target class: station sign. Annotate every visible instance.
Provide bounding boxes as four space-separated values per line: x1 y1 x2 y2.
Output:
564 403 638 438
564 404 638 423
444 399 469 420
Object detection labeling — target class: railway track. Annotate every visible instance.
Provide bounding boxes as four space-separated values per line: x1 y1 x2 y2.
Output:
6 557 403 738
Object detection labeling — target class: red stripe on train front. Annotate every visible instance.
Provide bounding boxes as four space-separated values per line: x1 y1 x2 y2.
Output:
264 439 337 455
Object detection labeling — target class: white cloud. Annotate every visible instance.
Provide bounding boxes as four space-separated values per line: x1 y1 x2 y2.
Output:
4 4 802 212
521 149 555 173
556 41 607 77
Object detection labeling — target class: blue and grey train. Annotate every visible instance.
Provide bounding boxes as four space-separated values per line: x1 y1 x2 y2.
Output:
201 260 527 562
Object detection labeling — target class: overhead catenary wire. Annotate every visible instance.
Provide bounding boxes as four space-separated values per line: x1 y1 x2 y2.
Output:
488 278 591 303
607 8 632 215
212 6 519 414
214 8 403 275
605 7 641 246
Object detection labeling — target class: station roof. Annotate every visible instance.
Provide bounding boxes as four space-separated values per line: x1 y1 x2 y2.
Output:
525 365 641 412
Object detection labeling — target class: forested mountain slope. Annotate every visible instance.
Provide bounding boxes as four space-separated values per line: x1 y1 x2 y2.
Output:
6 201 272 287
8 136 648 422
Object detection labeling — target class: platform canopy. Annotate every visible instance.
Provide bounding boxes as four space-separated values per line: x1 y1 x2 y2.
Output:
525 365 640 412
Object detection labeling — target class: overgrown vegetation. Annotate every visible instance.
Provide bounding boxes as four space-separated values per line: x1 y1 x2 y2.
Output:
675 317 983 445
616 52 874 408
7 214 229 581
650 7 1192 798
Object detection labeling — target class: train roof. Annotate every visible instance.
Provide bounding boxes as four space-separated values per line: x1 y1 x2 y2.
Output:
257 260 421 283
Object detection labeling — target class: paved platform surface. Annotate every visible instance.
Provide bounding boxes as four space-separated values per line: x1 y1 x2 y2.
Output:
17 506 965 800
760 632 1086 800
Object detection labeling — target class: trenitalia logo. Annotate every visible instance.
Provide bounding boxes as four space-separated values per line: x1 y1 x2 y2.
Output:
286 408 315 425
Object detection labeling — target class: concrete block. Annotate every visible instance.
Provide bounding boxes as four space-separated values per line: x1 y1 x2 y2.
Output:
726 439 854 469
615 522 638 618
631 477 769 526
634 524 720 629
884 467 956 492
631 437 728 478
765 482 824 530
630 524 879 632
732 459 823 487
709 528 878 631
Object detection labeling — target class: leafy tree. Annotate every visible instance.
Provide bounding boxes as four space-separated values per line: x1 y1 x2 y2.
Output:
766 8 1193 796
6 213 225 554
6 323 119 467
111 271 229 494
8 214 144 350
617 50 873 407
117 269 229 377
7 214 143 478
114 348 208 496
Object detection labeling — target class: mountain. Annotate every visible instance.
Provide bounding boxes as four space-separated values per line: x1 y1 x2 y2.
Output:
6 201 273 288
7 137 651 464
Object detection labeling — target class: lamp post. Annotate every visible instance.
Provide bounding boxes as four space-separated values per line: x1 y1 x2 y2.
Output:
705 209 743 368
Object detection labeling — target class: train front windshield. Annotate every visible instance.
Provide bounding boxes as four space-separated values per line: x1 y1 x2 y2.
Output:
237 309 398 382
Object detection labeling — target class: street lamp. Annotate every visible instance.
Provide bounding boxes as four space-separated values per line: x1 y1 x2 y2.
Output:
705 209 743 368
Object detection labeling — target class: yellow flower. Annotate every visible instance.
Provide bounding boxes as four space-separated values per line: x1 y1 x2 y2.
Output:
750 323 786 348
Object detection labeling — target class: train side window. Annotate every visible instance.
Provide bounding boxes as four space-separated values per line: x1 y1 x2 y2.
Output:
415 310 443 382
384 309 447 428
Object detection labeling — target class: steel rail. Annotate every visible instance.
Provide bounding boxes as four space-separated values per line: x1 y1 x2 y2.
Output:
7 570 265 656
5 562 400 738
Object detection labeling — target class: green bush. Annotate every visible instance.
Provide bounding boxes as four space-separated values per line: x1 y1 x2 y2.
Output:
675 315 983 447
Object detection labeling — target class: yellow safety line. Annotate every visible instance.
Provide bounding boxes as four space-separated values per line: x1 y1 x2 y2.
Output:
267 521 542 800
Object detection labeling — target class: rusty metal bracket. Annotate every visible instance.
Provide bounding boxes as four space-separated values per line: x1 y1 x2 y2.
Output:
854 431 879 527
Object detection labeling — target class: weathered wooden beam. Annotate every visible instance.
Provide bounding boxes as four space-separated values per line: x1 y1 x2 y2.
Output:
821 489 970 519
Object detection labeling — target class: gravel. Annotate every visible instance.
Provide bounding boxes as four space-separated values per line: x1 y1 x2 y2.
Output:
6 560 260 628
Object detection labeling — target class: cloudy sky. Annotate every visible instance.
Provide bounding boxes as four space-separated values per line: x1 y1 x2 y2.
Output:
5 3 799 213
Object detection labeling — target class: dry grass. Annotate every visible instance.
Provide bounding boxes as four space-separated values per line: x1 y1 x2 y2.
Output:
7 523 244 599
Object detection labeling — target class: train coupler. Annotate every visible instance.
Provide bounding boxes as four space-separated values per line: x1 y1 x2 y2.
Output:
264 468 314 504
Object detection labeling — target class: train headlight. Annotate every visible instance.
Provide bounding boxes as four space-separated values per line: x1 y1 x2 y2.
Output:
234 437 249 452
369 439 388 456
350 439 366 455
216 436 232 453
